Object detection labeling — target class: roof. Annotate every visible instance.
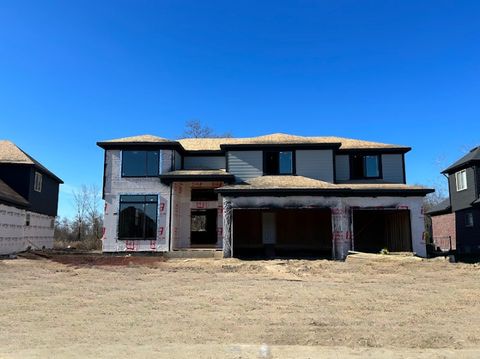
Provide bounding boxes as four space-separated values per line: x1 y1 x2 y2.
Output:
472 197 480 207
425 198 452 216
159 169 235 184
442 146 480 174
0 178 29 208
216 176 434 197
0 141 63 183
98 133 410 152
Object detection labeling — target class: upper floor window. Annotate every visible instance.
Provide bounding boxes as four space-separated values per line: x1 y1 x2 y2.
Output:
118 195 158 240
455 170 467 191
122 150 159 177
264 151 294 175
34 172 43 192
350 154 381 179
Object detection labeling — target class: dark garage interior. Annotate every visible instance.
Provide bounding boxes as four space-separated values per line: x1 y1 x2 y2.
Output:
353 209 412 253
232 208 333 258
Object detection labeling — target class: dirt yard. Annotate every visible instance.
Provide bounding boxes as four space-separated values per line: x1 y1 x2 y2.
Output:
1 253 480 358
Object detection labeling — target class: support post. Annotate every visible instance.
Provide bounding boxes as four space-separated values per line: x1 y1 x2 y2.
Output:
223 198 233 258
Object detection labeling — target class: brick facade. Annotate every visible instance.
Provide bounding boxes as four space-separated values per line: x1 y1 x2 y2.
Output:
431 213 456 250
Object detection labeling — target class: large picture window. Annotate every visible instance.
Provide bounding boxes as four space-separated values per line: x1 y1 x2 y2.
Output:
264 151 294 175
122 150 159 177
350 154 381 179
119 195 158 240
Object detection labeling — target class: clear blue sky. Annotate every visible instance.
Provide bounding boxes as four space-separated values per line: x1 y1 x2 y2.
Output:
1 1 479 218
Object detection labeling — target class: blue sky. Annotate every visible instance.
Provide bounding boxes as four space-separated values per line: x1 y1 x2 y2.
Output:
1 0 479 218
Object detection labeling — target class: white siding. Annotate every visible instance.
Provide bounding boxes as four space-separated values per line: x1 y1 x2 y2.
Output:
382 154 404 183
184 156 226 170
335 155 350 181
228 151 263 182
296 150 334 182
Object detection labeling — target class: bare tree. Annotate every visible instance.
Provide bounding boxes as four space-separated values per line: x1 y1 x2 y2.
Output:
182 120 232 138
72 185 90 241
87 184 103 240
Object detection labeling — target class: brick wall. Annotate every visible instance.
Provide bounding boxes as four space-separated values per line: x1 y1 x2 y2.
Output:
431 213 456 250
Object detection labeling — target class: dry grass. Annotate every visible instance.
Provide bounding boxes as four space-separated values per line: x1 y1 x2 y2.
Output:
1 254 480 358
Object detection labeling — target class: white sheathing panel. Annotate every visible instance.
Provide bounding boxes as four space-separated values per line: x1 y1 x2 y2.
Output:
223 195 426 259
171 181 223 249
0 204 26 255
382 154 404 183
335 155 350 181
23 212 54 250
184 156 226 170
102 149 172 252
228 151 263 182
0 204 54 255
296 150 334 182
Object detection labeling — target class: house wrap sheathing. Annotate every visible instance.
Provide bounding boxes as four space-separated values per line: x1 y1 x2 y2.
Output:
98 133 433 259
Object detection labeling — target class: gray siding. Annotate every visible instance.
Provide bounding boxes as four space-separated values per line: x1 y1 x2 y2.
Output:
184 156 226 170
450 167 478 212
382 154 404 183
296 150 333 182
335 155 350 181
228 151 263 182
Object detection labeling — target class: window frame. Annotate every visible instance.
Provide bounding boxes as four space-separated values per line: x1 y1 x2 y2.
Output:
34 171 43 192
263 150 296 176
455 169 468 192
349 154 382 180
118 195 158 240
121 150 160 178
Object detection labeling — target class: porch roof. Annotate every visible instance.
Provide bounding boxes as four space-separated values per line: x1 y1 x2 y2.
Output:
159 169 235 184
216 176 434 197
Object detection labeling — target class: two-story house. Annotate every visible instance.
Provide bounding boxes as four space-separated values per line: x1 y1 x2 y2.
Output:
0 140 63 255
97 133 433 259
429 146 480 257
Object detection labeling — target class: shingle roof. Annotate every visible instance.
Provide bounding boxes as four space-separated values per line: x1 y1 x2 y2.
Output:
425 198 452 216
0 178 29 208
217 176 433 196
442 146 480 174
0 141 63 183
98 134 172 144
159 169 235 183
179 133 409 151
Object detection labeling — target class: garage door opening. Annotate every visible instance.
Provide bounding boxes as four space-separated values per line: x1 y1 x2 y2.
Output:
353 209 412 253
232 208 332 259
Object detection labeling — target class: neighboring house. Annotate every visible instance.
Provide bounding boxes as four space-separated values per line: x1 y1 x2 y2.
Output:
433 146 480 257
97 133 433 259
425 198 456 252
0 141 63 255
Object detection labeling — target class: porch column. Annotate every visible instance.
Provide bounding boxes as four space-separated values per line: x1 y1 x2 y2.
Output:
222 198 233 258
331 202 352 260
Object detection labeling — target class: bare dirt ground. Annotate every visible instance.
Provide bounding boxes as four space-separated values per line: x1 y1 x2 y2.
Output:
1 253 480 358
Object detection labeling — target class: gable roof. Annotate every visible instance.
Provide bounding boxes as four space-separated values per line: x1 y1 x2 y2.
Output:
442 146 480 174
0 141 63 183
0 178 29 208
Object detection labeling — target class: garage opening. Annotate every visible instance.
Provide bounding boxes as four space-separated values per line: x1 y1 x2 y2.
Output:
353 209 412 253
232 208 332 258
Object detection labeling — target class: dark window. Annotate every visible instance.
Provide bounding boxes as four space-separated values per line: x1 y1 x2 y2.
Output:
466 212 474 227
119 195 158 240
265 151 294 175
122 151 159 177
350 154 381 179
191 188 218 201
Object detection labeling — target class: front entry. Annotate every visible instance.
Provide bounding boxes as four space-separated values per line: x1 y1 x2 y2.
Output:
190 209 218 246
